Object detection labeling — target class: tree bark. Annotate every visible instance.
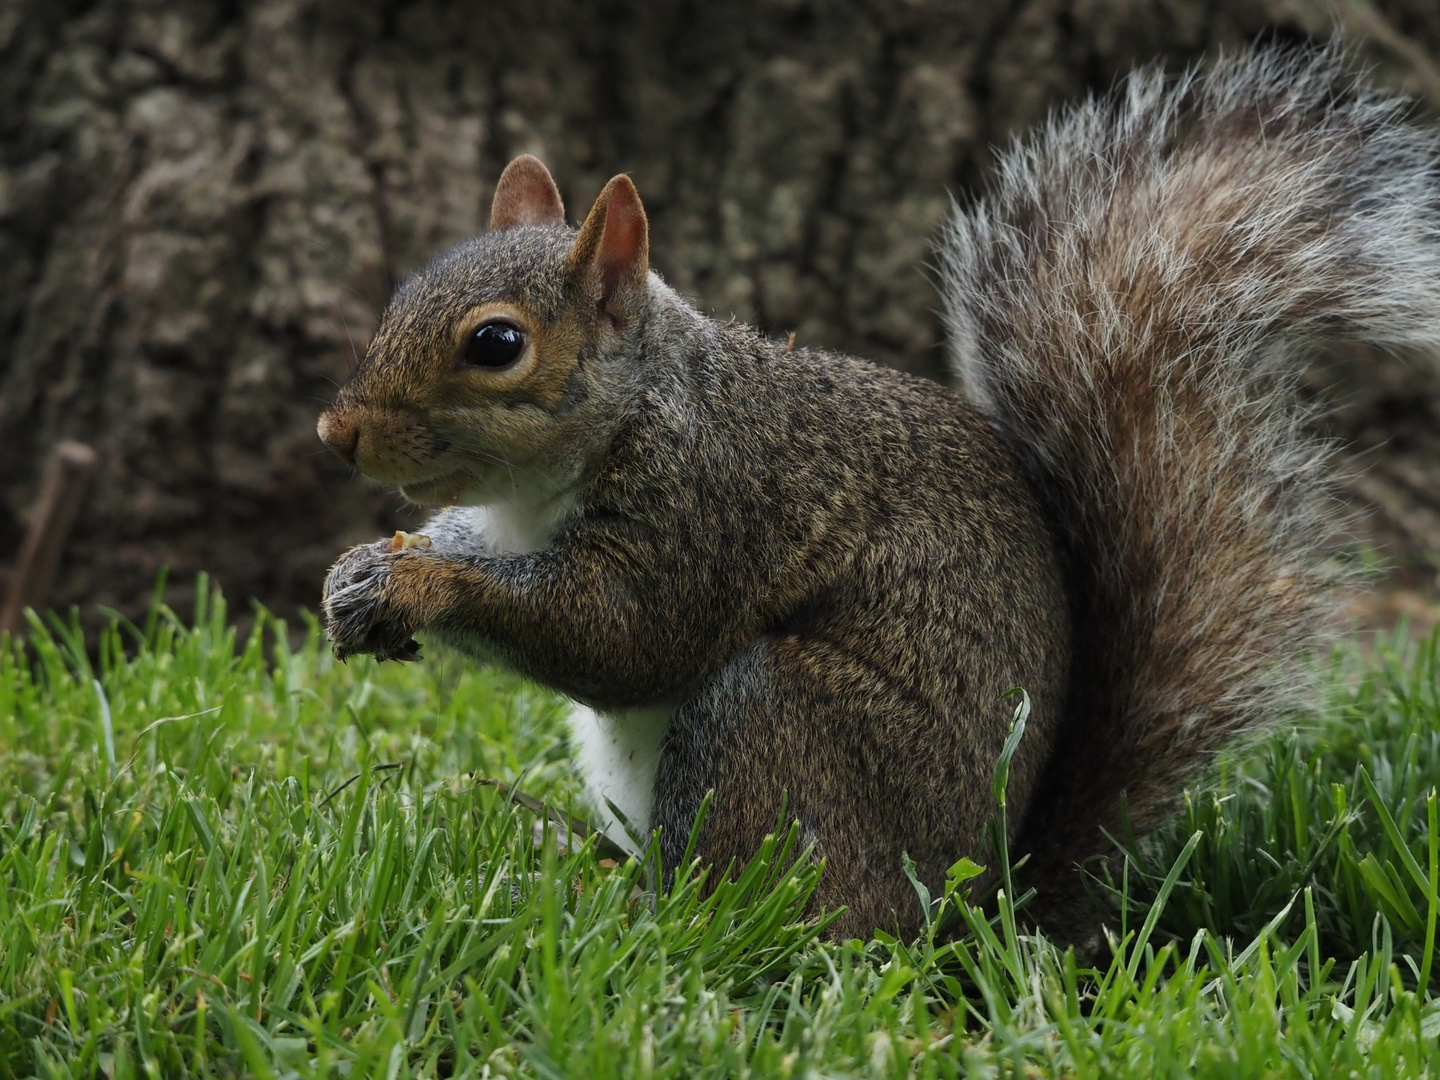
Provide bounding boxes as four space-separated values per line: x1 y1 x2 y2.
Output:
2 0 1438 628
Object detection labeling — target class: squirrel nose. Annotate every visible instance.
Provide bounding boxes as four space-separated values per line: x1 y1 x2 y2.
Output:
317 411 359 466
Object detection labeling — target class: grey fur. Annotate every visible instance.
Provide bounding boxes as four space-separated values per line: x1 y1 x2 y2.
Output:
320 43 1440 940
939 41 1440 927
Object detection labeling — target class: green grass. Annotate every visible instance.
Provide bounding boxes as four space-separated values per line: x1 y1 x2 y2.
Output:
2 579 1440 1077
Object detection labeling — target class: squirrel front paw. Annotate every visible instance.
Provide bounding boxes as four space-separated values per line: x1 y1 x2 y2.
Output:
322 540 424 662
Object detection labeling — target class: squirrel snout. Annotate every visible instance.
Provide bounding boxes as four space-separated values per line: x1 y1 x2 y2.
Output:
317 411 359 466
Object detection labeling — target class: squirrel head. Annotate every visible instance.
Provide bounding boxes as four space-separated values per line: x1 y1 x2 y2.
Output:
317 155 651 507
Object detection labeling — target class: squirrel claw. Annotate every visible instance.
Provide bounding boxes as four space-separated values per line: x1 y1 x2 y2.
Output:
322 541 420 662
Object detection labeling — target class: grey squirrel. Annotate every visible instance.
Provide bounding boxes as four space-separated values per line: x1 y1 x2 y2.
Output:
317 44 1440 940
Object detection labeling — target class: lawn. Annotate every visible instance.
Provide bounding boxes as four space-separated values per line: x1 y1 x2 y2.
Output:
2 578 1440 1077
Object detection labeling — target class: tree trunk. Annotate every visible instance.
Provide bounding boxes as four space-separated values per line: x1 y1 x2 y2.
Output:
3 0 1438 629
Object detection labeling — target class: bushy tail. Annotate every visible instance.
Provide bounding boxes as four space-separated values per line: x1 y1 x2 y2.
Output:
937 42 1440 914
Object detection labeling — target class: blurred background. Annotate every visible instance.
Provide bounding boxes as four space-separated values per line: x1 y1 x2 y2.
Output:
2 0 1438 635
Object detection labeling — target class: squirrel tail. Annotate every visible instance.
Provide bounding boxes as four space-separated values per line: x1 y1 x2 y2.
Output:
937 42 1440 916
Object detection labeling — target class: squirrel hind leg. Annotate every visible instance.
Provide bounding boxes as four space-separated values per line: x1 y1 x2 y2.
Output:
651 635 1037 941
650 639 903 939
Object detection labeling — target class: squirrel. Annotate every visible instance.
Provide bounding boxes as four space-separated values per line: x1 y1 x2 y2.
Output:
317 43 1440 941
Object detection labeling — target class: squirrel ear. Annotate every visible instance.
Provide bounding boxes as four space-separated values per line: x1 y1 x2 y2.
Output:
490 155 566 230
569 174 649 321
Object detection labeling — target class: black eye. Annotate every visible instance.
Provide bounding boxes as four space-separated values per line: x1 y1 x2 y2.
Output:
464 322 525 367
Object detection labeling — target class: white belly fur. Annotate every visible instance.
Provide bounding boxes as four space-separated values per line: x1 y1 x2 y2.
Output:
565 702 672 852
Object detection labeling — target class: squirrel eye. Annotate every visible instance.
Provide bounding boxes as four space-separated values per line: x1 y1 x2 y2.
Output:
464 322 526 367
